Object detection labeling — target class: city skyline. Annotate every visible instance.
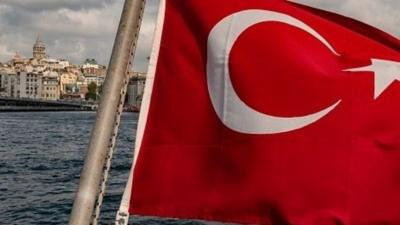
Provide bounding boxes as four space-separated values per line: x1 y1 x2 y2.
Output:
0 0 159 72
0 0 398 72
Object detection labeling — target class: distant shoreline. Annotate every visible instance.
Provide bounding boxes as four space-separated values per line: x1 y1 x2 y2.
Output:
0 108 94 112
0 97 97 112
0 109 138 113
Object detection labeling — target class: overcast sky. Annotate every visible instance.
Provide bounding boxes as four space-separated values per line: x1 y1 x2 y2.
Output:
0 0 398 72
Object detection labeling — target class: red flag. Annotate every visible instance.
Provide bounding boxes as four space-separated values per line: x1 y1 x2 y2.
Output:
125 0 400 224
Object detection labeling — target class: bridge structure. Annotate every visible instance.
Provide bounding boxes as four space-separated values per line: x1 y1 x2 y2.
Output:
0 97 96 112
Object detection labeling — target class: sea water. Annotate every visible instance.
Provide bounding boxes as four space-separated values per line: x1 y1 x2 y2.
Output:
0 112 229 225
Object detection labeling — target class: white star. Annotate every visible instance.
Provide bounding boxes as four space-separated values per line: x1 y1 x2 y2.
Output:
345 59 400 99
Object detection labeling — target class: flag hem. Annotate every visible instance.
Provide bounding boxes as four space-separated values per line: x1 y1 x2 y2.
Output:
116 0 166 224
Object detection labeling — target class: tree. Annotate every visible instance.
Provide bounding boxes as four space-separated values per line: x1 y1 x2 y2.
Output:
84 58 98 65
86 82 98 101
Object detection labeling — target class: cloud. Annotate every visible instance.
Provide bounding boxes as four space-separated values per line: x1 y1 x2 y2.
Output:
0 43 14 60
293 0 400 37
0 0 123 66
0 0 115 12
133 0 160 71
0 0 161 72
0 0 398 73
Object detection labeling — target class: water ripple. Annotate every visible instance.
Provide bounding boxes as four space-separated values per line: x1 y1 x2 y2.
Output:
0 112 233 225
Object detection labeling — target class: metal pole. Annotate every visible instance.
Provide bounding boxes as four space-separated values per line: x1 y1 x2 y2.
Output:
69 0 145 224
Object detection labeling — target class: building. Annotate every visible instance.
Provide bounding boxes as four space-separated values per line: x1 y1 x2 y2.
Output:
0 68 42 99
6 73 17 98
42 71 60 101
0 73 4 96
23 71 43 99
83 74 105 87
11 52 27 71
60 72 78 95
127 72 146 107
76 75 88 98
82 59 106 87
82 60 106 76
41 58 70 71
0 67 12 97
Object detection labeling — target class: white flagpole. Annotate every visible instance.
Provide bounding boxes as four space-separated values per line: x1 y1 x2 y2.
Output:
69 0 146 224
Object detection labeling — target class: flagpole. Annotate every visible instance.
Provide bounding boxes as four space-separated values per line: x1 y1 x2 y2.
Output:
69 0 145 224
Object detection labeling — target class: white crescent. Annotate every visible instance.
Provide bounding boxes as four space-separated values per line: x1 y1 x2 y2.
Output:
206 9 341 135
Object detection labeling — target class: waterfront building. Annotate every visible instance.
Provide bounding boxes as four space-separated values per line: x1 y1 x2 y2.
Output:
42 71 60 101
24 71 43 99
6 73 17 98
0 69 42 99
0 73 4 96
0 67 14 97
127 72 146 107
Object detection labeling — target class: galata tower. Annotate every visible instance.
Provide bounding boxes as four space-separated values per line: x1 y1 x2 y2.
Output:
33 35 46 60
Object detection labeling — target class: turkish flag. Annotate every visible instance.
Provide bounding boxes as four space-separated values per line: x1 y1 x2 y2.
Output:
128 0 400 224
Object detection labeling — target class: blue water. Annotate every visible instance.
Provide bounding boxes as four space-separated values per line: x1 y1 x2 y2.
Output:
0 112 226 225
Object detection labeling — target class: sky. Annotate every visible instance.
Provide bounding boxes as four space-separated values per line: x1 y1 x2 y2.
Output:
0 0 398 72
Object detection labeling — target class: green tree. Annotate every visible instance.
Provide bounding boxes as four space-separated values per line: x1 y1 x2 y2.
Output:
86 82 98 101
84 58 98 65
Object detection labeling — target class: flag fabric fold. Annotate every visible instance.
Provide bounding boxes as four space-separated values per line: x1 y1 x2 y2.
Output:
122 0 400 224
